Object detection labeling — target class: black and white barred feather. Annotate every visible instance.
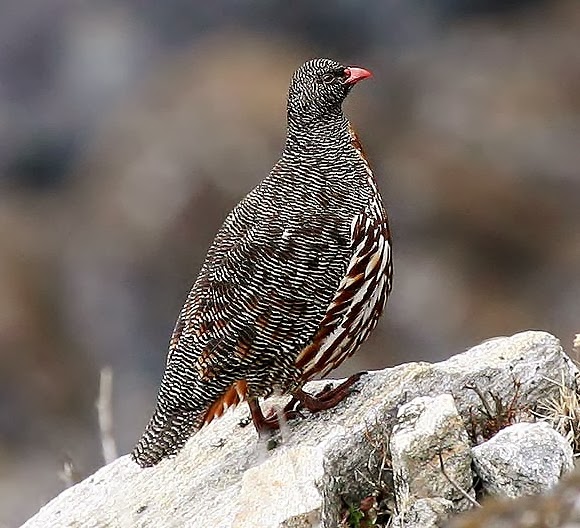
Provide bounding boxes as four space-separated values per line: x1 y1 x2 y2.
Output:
132 58 392 467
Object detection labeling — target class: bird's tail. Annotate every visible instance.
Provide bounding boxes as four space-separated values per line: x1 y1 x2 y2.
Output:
131 407 203 468
131 379 249 467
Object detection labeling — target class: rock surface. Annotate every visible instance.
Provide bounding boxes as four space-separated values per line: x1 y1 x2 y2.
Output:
472 421 574 498
449 470 580 528
21 331 577 528
392 498 454 528
391 394 473 512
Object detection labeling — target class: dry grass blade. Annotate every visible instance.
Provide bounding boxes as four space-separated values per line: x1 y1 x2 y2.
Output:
534 372 580 455
57 456 79 488
465 379 523 444
437 451 481 509
97 366 118 464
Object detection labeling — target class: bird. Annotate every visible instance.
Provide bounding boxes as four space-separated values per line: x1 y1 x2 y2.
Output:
132 58 393 468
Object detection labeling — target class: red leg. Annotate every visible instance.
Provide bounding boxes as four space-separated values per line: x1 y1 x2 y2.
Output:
294 372 366 412
247 396 301 436
247 372 365 435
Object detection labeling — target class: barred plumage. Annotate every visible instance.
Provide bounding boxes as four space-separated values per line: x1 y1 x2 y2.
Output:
132 58 393 468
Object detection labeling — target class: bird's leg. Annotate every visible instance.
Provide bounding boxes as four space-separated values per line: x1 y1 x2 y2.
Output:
248 373 365 435
247 396 301 436
293 372 366 412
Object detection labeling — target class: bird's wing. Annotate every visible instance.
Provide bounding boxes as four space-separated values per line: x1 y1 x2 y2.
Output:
133 201 355 467
295 201 392 381
162 197 355 415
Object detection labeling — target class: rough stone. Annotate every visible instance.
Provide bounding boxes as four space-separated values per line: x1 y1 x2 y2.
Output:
234 446 324 527
391 394 474 512
472 421 574 498
21 331 577 528
449 470 580 528
392 497 454 528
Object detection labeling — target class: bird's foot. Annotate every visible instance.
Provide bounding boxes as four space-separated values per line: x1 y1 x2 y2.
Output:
247 396 301 437
247 372 365 436
294 371 366 412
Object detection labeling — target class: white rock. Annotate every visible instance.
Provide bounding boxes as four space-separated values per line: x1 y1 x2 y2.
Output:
391 394 474 512
472 421 574 498
21 331 576 528
234 446 324 527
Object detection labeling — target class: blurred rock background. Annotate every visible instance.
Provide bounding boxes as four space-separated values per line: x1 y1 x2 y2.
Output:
0 0 578 524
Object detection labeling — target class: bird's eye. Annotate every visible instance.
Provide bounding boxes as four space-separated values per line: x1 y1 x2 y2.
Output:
321 73 335 84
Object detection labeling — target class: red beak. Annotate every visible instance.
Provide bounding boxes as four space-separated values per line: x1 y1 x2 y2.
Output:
344 66 373 85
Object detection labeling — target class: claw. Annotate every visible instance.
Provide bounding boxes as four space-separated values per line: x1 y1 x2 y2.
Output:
247 395 301 436
246 372 365 436
296 372 366 412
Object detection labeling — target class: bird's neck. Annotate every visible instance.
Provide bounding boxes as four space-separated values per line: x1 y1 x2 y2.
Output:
284 111 351 153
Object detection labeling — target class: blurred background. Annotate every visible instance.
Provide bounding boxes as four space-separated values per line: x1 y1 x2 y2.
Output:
0 0 579 524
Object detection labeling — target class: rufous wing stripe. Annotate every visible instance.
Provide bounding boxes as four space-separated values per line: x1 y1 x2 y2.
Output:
203 379 248 425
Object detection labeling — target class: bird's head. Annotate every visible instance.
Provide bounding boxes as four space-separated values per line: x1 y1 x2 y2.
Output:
287 58 372 128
